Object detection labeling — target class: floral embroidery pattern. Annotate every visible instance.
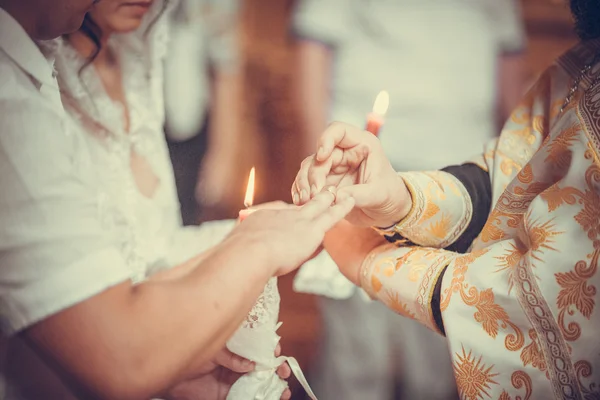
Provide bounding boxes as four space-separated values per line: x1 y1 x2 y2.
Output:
494 243 523 294
574 360 600 399
496 371 533 400
376 170 473 248
545 123 582 170
550 159 600 342
384 289 416 320
454 346 499 400
520 329 548 377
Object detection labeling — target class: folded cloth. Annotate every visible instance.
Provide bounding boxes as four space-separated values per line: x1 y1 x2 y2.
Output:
226 278 317 400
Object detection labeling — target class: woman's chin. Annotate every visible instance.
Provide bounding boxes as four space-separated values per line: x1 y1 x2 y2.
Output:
111 19 145 34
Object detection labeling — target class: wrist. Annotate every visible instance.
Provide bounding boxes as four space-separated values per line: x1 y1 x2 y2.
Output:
323 221 387 286
378 174 414 229
222 232 278 277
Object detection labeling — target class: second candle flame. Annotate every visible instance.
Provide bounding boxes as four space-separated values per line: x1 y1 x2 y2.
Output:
372 90 390 116
244 167 255 208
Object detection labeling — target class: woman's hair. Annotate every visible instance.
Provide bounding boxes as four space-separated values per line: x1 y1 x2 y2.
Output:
76 0 169 71
79 14 103 68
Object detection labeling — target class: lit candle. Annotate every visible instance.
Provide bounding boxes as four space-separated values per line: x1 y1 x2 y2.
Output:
238 167 256 222
365 90 389 136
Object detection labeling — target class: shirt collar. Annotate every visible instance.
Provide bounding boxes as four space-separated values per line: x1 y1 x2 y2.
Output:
0 7 58 88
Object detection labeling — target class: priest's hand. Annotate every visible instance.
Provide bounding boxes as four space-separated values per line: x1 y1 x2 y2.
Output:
231 190 355 276
292 122 412 228
167 346 292 400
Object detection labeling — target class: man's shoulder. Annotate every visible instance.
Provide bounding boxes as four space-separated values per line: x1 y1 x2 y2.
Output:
0 51 74 163
0 49 64 123
0 50 30 97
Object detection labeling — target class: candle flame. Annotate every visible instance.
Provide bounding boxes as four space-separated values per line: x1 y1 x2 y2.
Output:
244 167 255 208
372 90 389 116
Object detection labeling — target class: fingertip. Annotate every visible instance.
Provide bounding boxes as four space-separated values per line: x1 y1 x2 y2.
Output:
277 363 292 379
300 189 307 202
243 361 256 373
292 192 299 205
281 389 292 400
316 146 324 160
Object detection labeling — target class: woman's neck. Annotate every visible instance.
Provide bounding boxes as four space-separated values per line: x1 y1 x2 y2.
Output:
66 25 130 131
67 28 114 68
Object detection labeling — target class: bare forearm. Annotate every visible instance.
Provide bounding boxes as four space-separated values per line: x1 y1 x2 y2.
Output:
150 251 213 282
27 236 273 399
322 220 386 286
130 241 269 385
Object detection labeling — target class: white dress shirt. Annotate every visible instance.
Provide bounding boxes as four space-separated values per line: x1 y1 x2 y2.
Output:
0 7 132 399
0 6 132 344
0 5 235 398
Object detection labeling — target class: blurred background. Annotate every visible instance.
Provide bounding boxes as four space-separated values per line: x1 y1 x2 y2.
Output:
164 0 577 398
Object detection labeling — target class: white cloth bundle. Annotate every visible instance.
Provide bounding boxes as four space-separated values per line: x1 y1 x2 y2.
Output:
226 278 317 400
293 251 373 301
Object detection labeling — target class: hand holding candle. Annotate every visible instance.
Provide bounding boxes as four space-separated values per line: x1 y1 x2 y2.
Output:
365 90 389 136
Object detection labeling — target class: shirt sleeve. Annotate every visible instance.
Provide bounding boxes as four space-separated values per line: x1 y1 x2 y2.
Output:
440 163 493 253
0 93 130 335
374 170 474 249
360 244 457 334
291 0 350 47
485 0 526 54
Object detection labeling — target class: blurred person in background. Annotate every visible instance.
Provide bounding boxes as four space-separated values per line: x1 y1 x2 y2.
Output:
292 0 527 398
164 0 242 225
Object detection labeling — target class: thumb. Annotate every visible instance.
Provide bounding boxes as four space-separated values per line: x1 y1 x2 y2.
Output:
215 349 255 373
337 184 378 207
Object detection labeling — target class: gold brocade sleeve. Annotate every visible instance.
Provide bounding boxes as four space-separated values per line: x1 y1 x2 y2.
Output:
360 243 457 334
373 171 473 249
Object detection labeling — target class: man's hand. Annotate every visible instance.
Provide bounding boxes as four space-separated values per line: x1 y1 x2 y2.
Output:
292 122 412 228
167 347 292 400
230 190 355 276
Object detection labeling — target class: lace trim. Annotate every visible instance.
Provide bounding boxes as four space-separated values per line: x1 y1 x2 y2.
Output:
244 278 280 329
51 0 176 282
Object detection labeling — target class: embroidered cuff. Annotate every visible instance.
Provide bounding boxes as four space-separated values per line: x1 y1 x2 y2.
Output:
374 171 472 249
360 244 456 334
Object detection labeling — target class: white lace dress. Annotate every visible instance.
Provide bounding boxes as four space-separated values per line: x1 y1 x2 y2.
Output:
51 2 315 399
